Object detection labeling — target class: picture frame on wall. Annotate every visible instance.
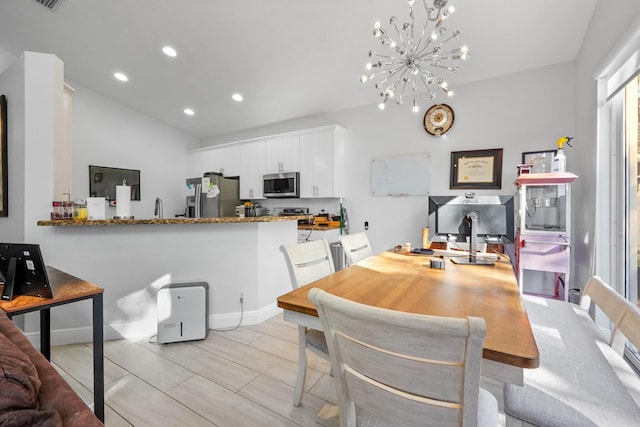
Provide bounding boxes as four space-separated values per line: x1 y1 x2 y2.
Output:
0 95 7 217
522 149 557 173
450 148 503 189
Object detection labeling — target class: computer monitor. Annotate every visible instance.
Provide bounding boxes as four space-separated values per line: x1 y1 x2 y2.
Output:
428 195 515 245
0 243 53 301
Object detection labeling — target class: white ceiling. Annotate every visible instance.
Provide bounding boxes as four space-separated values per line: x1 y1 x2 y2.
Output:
0 0 597 140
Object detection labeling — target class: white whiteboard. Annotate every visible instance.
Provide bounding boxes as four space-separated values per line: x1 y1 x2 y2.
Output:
371 153 431 196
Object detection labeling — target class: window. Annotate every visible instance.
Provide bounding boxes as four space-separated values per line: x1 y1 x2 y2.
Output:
597 23 640 371
624 76 640 369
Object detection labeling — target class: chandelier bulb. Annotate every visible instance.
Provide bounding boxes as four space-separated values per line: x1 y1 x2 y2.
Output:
412 105 420 113
378 102 386 110
447 90 455 98
448 5 455 14
360 75 368 83
366 62 373 70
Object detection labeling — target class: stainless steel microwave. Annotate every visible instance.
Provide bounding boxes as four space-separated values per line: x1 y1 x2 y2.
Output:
263 172 300 198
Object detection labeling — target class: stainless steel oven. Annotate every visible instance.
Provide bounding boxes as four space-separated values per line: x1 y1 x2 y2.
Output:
263 172 299 198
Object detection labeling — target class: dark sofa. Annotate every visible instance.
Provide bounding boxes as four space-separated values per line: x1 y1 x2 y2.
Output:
0 309 103 426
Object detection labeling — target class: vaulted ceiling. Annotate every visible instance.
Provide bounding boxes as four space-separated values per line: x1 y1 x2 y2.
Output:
0 0 597 140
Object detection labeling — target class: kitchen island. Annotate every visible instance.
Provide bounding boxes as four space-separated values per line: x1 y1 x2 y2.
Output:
33 215 306 345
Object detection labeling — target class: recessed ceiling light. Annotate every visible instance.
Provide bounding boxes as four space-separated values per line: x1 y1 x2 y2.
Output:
162 46 177 57
232 93 243 102
114 72 128 82
184 108 195 116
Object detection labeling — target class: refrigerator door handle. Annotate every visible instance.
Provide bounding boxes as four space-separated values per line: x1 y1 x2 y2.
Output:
194 183 202 218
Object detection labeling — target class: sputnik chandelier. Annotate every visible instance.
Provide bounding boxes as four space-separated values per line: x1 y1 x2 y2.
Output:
361 0 469 112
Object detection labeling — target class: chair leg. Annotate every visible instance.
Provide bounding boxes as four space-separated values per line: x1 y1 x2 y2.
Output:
293 325 307 406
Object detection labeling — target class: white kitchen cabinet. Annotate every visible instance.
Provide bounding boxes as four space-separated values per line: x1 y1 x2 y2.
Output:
297 228 341 244
299 126 345 198
265 135 300 173
188 144 241 178
239 140 266 199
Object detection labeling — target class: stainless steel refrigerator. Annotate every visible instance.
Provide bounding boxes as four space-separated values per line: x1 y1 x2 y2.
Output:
186 173 240 218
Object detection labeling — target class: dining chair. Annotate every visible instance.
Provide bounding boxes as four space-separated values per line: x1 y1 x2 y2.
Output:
280 239 335 407
308 288 499 427
338 232 373 266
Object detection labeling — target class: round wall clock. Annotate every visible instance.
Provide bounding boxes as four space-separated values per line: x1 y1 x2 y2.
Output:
424 104 454 136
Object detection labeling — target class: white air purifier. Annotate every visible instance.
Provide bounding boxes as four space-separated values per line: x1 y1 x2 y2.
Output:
157 282 209 344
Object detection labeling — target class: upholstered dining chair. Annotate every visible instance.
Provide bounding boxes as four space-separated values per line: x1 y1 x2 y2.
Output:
280 239 335 407
338 232 373 266
308 288 499 427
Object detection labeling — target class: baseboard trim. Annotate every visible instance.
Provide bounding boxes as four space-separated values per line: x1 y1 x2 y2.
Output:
24 305 284 347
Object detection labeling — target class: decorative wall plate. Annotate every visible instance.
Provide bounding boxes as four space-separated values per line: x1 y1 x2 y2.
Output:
424 104 454 136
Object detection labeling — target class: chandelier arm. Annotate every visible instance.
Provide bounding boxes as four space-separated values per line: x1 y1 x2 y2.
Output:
391 20 406 50
376 63 409 87
383 65 411 87
415 18 433 53
398 77 410 102
416 70 432 88
409 1 416 49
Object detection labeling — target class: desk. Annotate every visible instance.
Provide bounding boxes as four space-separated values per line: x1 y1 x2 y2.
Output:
0 267 104 422
277 251 539 403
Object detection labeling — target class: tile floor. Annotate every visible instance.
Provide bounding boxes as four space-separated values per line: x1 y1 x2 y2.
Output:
51 314 338 427
52 313 507 426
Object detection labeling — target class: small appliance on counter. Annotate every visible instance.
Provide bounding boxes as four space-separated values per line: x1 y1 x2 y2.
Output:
236 202 270 217
186 173 240 218
274 207 310 225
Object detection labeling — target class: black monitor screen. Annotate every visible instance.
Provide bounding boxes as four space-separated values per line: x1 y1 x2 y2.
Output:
89 165 140 201
428 195 515 243
0 243 53 301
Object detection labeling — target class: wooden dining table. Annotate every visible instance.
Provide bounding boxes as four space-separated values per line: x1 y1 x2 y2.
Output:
277 249 540 404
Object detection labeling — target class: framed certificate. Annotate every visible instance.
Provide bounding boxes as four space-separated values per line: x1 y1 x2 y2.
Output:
450 148 503 189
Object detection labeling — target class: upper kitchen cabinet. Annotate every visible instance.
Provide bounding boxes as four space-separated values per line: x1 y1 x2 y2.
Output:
188 144 241 178
240 140 266 199
299 125 345 198
265 135 300 173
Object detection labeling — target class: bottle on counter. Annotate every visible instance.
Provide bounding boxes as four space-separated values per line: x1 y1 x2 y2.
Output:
73 199 88 221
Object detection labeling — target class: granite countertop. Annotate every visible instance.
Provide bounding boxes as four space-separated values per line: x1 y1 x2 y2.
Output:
37 215 312 227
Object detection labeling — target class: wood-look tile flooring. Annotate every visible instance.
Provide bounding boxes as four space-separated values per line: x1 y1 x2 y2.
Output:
52 313 507 426
51 314 339 427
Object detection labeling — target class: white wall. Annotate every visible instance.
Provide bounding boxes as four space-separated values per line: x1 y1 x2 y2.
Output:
69 83 201 218
0 53 26 242
203 61 577 257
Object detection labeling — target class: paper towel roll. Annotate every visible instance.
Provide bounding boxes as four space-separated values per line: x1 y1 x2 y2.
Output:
115 185 132 218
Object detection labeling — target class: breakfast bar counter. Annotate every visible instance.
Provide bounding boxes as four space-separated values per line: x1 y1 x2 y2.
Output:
37 215 312 226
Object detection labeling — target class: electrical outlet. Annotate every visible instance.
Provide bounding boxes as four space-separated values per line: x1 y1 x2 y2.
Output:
364 221 369 230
